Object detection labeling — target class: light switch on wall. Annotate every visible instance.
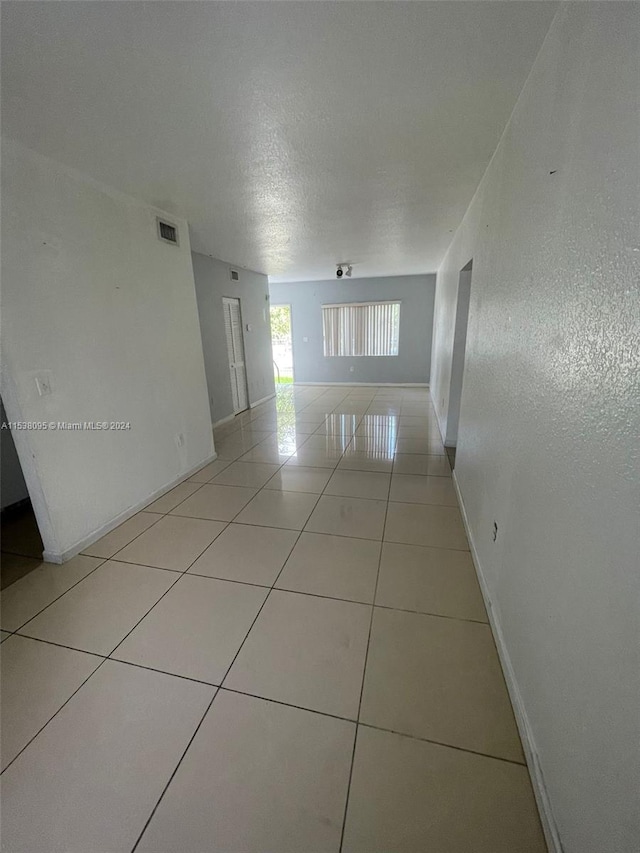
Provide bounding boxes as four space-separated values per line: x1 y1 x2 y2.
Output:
35 372 53 397
246 323 252 332
303 336 308 343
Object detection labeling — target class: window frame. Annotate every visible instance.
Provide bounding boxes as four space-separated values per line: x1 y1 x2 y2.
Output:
321 300 401 358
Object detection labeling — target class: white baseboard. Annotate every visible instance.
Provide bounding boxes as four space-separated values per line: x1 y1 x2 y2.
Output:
452 471 563 853
294 382 429 388
250 392 276 408
43 453 218 564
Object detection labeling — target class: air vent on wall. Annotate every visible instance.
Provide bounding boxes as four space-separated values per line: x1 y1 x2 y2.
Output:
230 268 240 282
156 217 179 246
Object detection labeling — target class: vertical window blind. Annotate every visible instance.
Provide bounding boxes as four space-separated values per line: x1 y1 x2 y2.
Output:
322 301 401 357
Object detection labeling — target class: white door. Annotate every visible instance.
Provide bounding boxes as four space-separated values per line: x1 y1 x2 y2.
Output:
223 297 249 414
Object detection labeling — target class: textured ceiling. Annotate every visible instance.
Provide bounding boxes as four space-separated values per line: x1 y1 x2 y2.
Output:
2 1 557 281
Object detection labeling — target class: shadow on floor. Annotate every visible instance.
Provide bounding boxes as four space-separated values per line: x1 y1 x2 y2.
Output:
1 500 44 589
446 446 456 470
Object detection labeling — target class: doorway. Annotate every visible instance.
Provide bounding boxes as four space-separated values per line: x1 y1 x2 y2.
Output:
222 297 249 414
270 304 294 385
1 397 44 587
446 260 473 451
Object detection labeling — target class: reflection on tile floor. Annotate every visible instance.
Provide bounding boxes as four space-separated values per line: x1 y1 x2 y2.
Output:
0 384 546 852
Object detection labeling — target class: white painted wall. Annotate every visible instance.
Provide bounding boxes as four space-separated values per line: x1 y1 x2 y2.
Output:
430 5 640 852
1 139 214 561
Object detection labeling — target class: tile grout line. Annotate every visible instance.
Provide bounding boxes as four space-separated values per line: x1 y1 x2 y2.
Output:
0 654 110 776
3 639 527 772
83 503 177 560
129 448 324 852
127 500 302 851
357 720 527 767
129 693 217 853
2 516 237 777
142 478 211 517
12 582 489 648
105 510 245 662
3 389 451 831
338 440 394 852
2 556 110 635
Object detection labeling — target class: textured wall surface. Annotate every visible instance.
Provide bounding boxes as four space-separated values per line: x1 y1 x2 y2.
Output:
430 5 639 852
1 140 214 559
269 275 435 384
192 253 275 424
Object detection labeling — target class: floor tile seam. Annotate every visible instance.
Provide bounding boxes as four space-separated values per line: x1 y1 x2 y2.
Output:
372 602 489 625
108 655 222 687
210 461 287 492
393 471 453 480
101 556 211 575
214 436 266 456
168 474 277 525
0 655 109 777
0 640 527 773
228 520 381 540
102 495 203 558
213 436 280 457
102 570 189 664
105 499 277 850
182 556 489 633
10 567 488 654
130 688 220 852
301 524 383 543
358 721 528 767
8 631 108 659
104 515 241 664
386 497 460 509
339 450 393 851
382 534 470 553
3 556 110 635
216 494 316 695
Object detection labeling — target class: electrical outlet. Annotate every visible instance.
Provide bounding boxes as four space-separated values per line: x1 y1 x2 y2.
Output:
350 366 355 373
492 521 498 542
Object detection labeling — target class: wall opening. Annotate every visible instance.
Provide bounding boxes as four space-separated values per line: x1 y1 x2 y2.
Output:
270 304 294 385
1 396 45 586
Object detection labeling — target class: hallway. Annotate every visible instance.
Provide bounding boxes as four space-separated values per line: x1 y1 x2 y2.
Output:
0 385 545 852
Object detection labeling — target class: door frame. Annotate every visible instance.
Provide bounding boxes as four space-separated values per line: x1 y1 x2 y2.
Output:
269 302 295 385
222 296 250 415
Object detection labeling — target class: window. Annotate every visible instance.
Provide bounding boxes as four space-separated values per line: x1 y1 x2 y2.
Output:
322 301 401 357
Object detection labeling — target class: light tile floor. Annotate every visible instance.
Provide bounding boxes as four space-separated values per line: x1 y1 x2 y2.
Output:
0 384 546 852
